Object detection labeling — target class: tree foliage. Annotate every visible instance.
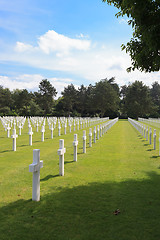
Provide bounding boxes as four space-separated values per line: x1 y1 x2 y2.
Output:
0 78 160 118
121 81 155 119
37 79 57 115
93 78 119 117
150 81 160 116
102 0 160 72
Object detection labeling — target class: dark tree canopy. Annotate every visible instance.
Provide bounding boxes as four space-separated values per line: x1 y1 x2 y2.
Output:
102 0 160 72
150 81 160 116
93 78 119 117
0 78 160 118
37 79 57 115
122 81 155 119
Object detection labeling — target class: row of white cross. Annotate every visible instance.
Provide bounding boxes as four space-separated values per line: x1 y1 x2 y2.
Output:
138 117 160 129
1 116 110 151
29 118 119 201
1 116 109 134
128 117 160 154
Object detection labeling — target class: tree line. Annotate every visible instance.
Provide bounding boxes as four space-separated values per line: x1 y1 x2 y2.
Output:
0 78 160 119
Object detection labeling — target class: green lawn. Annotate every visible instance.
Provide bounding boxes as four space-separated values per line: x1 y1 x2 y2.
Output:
0 119 160 240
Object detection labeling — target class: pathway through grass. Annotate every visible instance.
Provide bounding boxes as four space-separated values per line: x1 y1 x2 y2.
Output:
0 120 160 240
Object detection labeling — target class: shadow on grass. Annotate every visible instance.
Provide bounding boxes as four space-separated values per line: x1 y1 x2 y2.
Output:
64 160 74 165
147 149 154 152
0 149 12 153
18 144 28 147
151 156 160 159
1 171 160 240
144 143 150 146
40 174 59 182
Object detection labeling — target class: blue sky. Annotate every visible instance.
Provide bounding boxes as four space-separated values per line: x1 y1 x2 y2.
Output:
0 0 160 97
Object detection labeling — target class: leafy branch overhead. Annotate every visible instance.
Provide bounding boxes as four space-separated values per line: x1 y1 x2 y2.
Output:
102 0 160 72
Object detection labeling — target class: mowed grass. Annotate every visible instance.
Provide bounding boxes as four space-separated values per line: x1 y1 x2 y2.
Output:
0 119 160 240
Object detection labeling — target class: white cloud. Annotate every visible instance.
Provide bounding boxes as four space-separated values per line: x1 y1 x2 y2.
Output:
118 18 128 25
76 33 89 39
0 74 42 90
15 42 34 52
1 29 160 91
38 30 91 54
0 74 76 98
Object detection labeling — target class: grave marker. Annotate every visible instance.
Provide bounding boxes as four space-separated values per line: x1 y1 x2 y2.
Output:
83 130 86 153
7 124 11 138
146 127 148 141
28 126 33 146
89 128 92 147
58 139 66 176
73 134 78 162
29 149 43 201
100 125 102 137
97 125 99 140
94 126 96 143
153 129 156 150
58 123 61 136
11 129 18 151
19 124 22 136
41 125 45 142
149 128 152 144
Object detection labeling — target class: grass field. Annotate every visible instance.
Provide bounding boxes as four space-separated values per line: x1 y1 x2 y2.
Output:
0 119 160 240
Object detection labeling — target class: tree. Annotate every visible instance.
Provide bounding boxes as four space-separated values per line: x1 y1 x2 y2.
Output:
28 100 44 116
124 81 154 119
76 85 88 116
93 78 120 117
119 85 128 118
12 89 31 115
0 86 13 115
37 79 57 115
102 0 160 72
150 81 160 117
61 84 78 116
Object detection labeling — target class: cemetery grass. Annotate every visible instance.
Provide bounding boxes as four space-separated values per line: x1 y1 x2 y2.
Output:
1 120 160 240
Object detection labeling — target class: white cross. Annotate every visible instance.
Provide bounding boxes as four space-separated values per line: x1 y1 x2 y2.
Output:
19 124 22 135
58 139 66 176
94 126 96 143
149 128 152 144
41 125 45 142
83 130 86 153
28 127 33 146
153 129 156 150
64 123 67 135
13 121 16 130
97 125 99 140
11 129 18 151
29 149 43 201
73 134 78 162
7 124 11 138
58 123 61 136
77 121 79 130
89 128 92 147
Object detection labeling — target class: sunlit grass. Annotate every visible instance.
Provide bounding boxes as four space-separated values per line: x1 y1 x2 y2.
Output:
0 119 160 240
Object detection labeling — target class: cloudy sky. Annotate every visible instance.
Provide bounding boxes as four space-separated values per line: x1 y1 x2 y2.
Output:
0 0 160 96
